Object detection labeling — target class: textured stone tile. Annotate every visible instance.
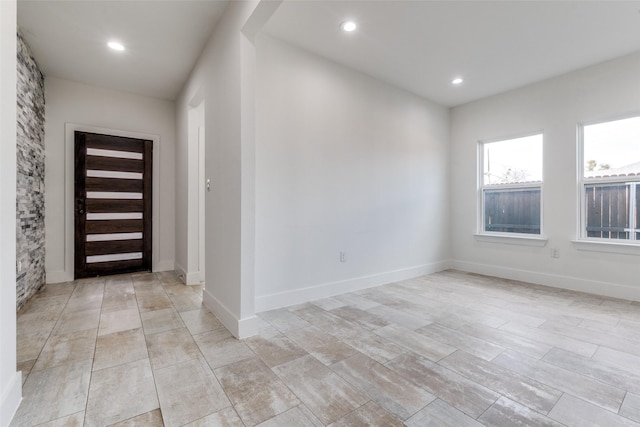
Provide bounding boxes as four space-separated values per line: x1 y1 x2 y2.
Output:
131 272 158 285
36 411 84 427
293 305 356 334
98 307 142 336
386 353 499 418
11 360 92 426
64 294 104 313
246 333 307 368
366 304 431 330
33 283 76 299
165 285 203 312
254 407 317 427
499 321 598 358
543 347 640 395
548 394 640 427
416 323 504 361
215 357 300 426
195 334 254 369
156 271 182 285
52 308 101 336
259 308 311 333
182 407 244 427
328 401 403 427
331 324 407 364
19 294 69 316
66 282 105 312
93 328 148 371
331 353 435 420
309 296 347 311
141 308 185 335
155 358 229 427
17 309 59 335
457 322 554 359
17 329 51 363
146 327 201 370
329 306 389 330
621 393 640 423
180 308 224 335
107 409 163 426
494 349 625 412
375 324 456 362
105 274 133 286
478 396 565 427
285 326 358 366
438 351 562 414
85 358 159 427
332 293 380 310
273 355 368 424
540 321 640 357
32 328 97 372
593 347 640 376
136 291 173 312
102 282 137 313
404 399 484 427
133 282 165 296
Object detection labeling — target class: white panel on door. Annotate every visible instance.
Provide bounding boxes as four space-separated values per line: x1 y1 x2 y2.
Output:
86 170 143 179
86 213 143 220
86 192 143 199
86 148 143 160
86 252 143 263
86 232 143 242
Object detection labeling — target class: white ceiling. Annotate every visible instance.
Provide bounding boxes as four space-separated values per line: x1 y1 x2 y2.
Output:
262 1 640 106
17 0 229 101
16 1 640 106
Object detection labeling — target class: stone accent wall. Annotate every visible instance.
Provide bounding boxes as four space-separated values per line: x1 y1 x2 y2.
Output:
16 30 45 309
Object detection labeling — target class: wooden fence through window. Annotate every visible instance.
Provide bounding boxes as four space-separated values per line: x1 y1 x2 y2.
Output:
484 188 541 234
585 183 639 240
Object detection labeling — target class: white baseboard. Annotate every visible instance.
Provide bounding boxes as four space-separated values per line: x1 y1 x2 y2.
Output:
174 263 187 284
451 260 640 302
203 289 258 339
174 262 201 285
0 371 22 427
255 260 451 313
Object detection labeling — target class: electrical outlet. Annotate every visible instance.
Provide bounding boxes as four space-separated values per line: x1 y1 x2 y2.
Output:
340 251 347 263
551 248 560 258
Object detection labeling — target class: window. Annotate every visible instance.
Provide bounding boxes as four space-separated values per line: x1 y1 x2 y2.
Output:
580 115 640 242
479 134 543 235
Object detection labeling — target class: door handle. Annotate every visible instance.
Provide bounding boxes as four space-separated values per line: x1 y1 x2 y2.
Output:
78 209 85 215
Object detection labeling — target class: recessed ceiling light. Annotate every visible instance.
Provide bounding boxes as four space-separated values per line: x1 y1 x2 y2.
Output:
341 21 357 32
108 41 125 51
451 77 464 85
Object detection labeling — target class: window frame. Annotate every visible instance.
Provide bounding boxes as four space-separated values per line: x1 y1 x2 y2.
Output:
577 113 640 244
477 132 544 238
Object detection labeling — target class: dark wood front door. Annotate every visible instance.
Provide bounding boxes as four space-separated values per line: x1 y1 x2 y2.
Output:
74 131 152 279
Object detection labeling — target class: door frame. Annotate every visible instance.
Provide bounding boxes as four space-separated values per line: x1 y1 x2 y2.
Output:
50 123 162 283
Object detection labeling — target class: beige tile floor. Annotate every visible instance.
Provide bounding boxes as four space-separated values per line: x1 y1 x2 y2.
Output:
10 270 640 426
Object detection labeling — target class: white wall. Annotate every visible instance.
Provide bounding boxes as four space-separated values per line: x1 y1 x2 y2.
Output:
44 76 176 282
176 0 270 338
254 35 451 311
0 1 22 424
451 51 640 301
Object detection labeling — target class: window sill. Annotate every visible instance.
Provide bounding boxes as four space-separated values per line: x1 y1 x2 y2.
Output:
571 240 640 255
474 233 548 247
